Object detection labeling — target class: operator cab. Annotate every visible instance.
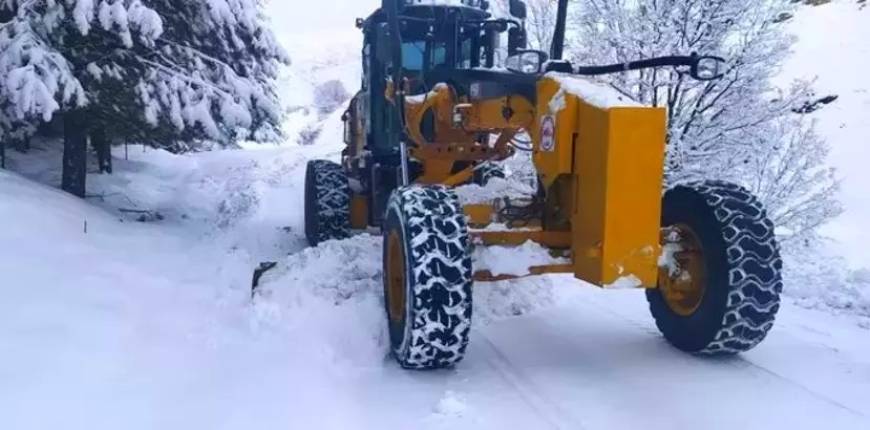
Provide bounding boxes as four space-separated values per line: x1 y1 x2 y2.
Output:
344 0 537 224
358 2 497 93
352 0 539 150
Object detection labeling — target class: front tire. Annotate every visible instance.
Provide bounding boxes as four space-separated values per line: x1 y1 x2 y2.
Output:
304 160 350 246
382 185 473 369
647 181 783 355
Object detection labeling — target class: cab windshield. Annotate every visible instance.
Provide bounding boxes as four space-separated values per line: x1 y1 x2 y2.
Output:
401 41 447 71
402 34 474 72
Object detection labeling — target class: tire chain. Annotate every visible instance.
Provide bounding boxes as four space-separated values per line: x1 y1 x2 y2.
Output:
688 181 784 355
308 160 350 244
388 185 474 369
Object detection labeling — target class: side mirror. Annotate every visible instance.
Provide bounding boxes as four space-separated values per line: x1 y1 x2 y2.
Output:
691 55 726 81
509 0 527 20
506 50 548 75
508 27 527 56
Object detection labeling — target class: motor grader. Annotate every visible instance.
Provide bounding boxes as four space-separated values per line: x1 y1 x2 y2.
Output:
300 0 783 369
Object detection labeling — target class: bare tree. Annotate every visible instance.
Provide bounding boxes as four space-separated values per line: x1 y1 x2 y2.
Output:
553 0 841 242
494 0 557 51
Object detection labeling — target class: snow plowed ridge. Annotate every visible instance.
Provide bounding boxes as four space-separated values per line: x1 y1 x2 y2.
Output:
252 233 559 365
252 235 390 368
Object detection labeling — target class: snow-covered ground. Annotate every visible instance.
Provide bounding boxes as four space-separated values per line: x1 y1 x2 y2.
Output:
3 118 870 429
1 1 869 429
779 0 870 269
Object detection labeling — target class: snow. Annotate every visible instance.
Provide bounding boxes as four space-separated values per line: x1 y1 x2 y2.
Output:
73 0 97 35
454 177 536 205
548 88 567 113
405 0 487 10
658 242 682 277
433 391 469 418
778 0 870 269
472 240 570 277
658 229 683 277
604 275 642 290
127 1 165 42
2 112 870 430
5 67 62 121
546 72 643 109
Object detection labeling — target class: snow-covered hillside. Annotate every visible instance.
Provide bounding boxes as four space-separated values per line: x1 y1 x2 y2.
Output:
265 0 374 142
780 0 870 269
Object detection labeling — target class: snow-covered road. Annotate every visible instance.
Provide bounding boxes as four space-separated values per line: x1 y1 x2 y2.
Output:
1 137 868 430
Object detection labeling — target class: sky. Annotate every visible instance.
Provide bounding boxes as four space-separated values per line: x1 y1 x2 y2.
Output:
265 0 380 48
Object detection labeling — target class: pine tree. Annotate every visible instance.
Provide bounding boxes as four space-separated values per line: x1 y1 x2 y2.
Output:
0 0 287 196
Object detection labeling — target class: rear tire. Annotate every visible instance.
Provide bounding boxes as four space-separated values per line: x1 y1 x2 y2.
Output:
647 181 783 355
304 160 350 246
383 185 473 369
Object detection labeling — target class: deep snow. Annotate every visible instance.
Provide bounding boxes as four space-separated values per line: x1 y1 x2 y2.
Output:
779 0 870 269
3 124 869 429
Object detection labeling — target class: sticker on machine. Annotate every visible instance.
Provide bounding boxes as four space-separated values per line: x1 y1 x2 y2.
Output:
541 115 556 152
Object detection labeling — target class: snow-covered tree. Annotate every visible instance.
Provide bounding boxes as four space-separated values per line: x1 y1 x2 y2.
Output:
0 0 287 195
132 0 289 144
313 79 350 117
0 1 86 136
495 0 558 51
558 0 840 242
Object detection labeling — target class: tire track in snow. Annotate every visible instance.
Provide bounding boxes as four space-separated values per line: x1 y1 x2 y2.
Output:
731 357 867 419
577 289 869 423
477 332 588 430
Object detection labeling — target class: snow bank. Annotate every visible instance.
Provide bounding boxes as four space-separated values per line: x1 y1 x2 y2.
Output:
0 168 279 429
782 245 870 318
252 235 390 367
255 234 562 338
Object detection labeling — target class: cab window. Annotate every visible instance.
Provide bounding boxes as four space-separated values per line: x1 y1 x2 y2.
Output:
401 41 448 71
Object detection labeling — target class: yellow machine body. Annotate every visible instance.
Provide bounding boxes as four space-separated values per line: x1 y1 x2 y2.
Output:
531 77 667 288
392 75 668 289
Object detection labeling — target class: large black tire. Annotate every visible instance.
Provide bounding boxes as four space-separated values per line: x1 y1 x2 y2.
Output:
304 160 350 246
383 185 473 369
647 181 783 355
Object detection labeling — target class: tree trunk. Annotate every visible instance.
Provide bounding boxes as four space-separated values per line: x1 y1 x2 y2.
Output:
92 127 112 174
16 134 31 152
1 136 5 169
62 111 88 198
